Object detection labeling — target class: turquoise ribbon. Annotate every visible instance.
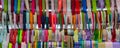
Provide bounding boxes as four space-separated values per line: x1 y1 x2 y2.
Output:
14 0 18 13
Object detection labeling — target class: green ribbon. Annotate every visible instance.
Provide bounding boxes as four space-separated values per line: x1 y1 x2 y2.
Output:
0 43 2 48
105 0 111 15
18 29 22 44
42 0 46 14
4 0 8 12
58 13 62 27
17 0 21 14
92 0 97 13
81 12 85 29
62 41 64 48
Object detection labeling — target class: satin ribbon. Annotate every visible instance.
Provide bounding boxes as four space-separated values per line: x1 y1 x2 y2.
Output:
31 0 36 14
75 0 81 29
4 0 8 12
8 43 12 48
25 0 29 11
42 0 46 14
14 0 18 13
30 11 34 29
23 11 26 30
38 0 42 28
98 0 104 9
81 12 85 29
9 29 17 48
105 0 111 15
92 0 97 13
74 29 78 42
66 0 72 24
45 0 49 29
116 0 120 14
17 0 21 14
58 0 62 12
11 0 14 12
18 29 22 44
51 0 56 32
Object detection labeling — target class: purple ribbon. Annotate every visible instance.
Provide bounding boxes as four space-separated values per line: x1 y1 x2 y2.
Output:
98 0 104 9
86 29 91 40
20 0 24 13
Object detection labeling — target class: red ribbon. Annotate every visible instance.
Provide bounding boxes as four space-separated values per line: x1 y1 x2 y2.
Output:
58 0 62 12
38 0 42 28
112 28 116 42
44 30 48 42
22 30 27 43
71 0 76 15
75 0 80 14
11 0 14 12
52 14 56 33
10 29 18 48
31 0 36 14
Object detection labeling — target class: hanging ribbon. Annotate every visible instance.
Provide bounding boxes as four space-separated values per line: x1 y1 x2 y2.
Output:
14 0 18 13
92 0 97 13
42 0 46 14
38 0 42 28
31 0 36 14
66 0 72 25
18 29 22 44
51 0 56 32
4 0 8 12
17 0 21 14
45 0 49 29
116 0 120 14
30 11 34 29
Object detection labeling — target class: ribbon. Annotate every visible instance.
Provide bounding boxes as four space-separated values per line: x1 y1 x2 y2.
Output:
63 0 67 15
31 0 36 14
42 0 46 14
11 0 14 12
116 0 120 14
51 0 56 32
14 0 18 13
30 11 33 29
74 29 78 42
45 0 49 29
26 12 29 29
8 43 12 48
34 12 37 29
105 0 111 15
92 0 97 13
98 0 104 9
25 0 29 11
75 0 81 29
17 0 21 14
23 10 26 30
38 0 42 28
4 0 8 12
66 0 72 24
18 29 22 44
58 0 62 12
81 12 85 29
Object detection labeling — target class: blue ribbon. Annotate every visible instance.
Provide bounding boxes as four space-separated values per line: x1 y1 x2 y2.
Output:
38 41 41 48
26 11 30 29
82 0 87 12
23 10 26 30
14 0 18 13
